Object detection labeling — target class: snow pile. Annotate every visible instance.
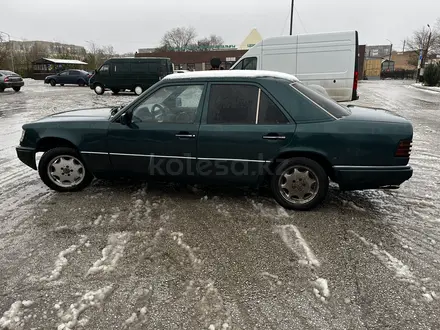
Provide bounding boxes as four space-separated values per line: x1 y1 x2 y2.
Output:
276 225 321 268
0 300 33 329
261 272 282 287
171 232 202 266
57 285 113 330
87 232 131 275
41 235 87 281
312 278 330 302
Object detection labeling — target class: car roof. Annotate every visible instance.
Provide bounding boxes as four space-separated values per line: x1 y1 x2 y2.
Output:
162 70 299 82
0 70 17 75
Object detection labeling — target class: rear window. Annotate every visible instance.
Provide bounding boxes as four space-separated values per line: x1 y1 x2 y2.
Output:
292 82 350 118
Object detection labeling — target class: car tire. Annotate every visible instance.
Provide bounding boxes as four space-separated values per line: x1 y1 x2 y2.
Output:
111 89 120 95
13 87 21 92
60 84 64 86
77 79 85 87
134 85 143 96
50 79 56 86
270 157 329 211
0 86 4 92
94 84 105 95
38 147 94 192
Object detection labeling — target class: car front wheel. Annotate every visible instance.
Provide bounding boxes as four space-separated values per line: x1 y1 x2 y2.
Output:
134 85 143 96
50 79 56 86
38 147 94 192
270 157 329 211
94 84 105 95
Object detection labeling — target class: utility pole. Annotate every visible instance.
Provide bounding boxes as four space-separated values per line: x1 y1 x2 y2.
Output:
0 31 15 72
290 0 295 35
402 40 405 53
418 24 432 82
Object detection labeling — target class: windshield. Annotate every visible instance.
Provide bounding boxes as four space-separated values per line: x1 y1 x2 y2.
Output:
291 82 351 118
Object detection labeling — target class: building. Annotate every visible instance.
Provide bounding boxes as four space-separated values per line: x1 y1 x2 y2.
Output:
391 51 417 70
9 40 86 59
136 29 262 70
136 49 248 71
365 45 392 58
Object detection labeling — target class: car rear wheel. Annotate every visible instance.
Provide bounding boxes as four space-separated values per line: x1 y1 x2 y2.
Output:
13 87 21 92
50 79 56 86
0 86 4 92
77 79 86 87
270 157 329 211
94 84 105 95
134 85 143 96
38 147 94 192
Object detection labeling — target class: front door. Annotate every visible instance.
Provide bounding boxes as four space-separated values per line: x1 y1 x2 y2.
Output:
58 70 70 84
107 83 206 179
197 83 296 184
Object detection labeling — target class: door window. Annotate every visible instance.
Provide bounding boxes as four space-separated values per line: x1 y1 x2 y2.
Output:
69 70 80 76
99 64 109 75
113 62 130 74
132 85 204 124
232 57 257 70
258 92 290 124
59 71 69 76
207 84 259 124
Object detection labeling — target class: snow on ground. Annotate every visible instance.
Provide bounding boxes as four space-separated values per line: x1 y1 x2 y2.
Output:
0 300 33 329
87 232 131 275
276 224 321 268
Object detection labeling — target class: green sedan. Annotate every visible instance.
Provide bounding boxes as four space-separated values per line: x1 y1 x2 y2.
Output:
16 70 413 210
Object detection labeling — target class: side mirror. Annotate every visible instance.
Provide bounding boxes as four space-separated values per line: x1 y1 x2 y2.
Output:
120 112 132 126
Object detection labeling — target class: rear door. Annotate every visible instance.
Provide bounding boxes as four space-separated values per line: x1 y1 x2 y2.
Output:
196 82 296 184
68 70 80 84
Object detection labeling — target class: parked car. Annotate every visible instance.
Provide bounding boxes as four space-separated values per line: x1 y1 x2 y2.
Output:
44 69 91 87
16 70 413 210
0 70 24 92
89 57 173 96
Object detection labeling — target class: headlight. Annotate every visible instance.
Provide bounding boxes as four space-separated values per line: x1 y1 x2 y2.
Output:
20 129 25 143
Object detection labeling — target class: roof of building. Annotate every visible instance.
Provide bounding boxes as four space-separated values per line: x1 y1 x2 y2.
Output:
163 70 299 82
32 58 87 65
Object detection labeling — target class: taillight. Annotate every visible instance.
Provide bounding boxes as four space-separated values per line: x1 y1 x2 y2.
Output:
353 71 358 94
4 77 9 82
395 140 412 157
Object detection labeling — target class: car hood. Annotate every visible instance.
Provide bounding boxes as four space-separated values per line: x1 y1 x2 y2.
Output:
34 107 113 123
343 105 409 124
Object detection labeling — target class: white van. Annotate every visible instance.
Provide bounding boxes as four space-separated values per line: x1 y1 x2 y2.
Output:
230 30 359 102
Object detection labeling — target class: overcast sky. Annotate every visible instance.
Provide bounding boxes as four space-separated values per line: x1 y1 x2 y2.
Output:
2 0 439 53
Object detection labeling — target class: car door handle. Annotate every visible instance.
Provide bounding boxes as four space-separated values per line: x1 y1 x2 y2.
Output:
175 132 196 138
262 134 286 140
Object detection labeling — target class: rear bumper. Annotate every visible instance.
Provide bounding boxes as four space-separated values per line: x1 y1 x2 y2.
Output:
333 165 413 191
16 146 37 170
2 81 24 88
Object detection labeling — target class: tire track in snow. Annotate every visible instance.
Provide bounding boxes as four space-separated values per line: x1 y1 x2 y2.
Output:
349 230 439 303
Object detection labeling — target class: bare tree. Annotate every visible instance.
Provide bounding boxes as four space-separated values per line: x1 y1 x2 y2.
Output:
86 41 117 70
0 34 10 68
406 22 440 68
197 34 224 50
161 26 197 51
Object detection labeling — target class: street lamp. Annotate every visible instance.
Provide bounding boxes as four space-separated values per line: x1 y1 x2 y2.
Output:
0 31 15 71
290 0 295 35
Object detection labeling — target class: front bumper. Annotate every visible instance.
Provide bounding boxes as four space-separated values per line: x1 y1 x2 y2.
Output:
16 146 37 170
333 165 413 191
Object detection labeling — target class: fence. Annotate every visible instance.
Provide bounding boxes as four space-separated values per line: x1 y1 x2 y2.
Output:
380 70 416 80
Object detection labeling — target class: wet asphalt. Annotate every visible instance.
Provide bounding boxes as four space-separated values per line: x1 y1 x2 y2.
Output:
0 80 439 330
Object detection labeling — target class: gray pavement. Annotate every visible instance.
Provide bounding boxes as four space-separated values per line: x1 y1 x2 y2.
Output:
0 79 439 330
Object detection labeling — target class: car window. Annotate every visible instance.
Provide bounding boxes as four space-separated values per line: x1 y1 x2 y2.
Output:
113 62 130 74
207 84 259 124
132 85 204 124
231 57 257 70
258 92 290 124
292 82 350 118
69 71 80 76
60 71 69 76
131 62 149 73
99 64 110 74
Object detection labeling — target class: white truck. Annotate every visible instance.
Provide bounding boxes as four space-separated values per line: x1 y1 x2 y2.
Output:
230 30 359 102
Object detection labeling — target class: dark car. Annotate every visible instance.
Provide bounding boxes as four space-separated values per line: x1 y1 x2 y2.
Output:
89 57 173 96
0 70 24 92
16 70 413 210
44 69 91 87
